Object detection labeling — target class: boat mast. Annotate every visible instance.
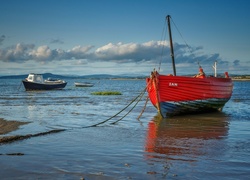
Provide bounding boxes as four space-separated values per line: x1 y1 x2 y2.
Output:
213 61 217 77
167 15 176 76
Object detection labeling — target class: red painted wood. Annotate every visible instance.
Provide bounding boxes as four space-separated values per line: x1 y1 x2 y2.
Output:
146 72 233 116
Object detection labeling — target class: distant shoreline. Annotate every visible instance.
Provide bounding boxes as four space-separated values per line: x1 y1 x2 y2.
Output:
232 78 250 81
0 73 249 81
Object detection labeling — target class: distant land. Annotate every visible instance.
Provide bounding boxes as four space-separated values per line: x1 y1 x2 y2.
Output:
232 75 250 81
0 73 249 81
0 73 147 80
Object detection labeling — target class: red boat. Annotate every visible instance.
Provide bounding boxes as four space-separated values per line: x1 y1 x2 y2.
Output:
146 15 233 118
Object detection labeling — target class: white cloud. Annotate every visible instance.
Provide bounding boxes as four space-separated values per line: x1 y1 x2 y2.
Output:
0 43 35 62
94 41 168 62
0 40 245 75
0 41 222 64
30 45 52 61
67 45 94 59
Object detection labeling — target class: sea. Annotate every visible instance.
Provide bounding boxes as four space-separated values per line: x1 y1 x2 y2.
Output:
0 78 249 179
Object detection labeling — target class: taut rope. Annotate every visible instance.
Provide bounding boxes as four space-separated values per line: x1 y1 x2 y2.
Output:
111 88 146 125
82 87 147 128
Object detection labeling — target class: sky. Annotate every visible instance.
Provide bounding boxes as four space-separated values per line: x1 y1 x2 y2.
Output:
0 0 249 76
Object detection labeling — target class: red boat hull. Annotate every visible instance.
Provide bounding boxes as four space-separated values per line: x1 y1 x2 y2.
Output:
146 71 233 117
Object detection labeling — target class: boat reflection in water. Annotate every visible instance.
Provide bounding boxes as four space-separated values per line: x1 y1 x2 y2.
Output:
145 112 229 161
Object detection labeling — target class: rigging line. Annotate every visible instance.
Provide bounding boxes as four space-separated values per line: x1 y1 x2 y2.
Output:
170 17 193 54
111 88 146 125
158 20 167 72
81 87 147 128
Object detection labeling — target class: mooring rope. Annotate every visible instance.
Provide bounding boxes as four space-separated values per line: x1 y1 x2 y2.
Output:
17 81 23 91
137 96 149 120
81 87 147 128
111 88 146 125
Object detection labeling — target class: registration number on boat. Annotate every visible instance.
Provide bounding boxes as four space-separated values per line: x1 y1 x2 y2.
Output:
169 82 178 87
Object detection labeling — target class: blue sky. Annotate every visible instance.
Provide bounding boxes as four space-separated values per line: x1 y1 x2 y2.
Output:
0 0 249 76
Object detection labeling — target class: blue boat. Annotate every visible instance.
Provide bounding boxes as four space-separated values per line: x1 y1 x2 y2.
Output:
22 73 67 90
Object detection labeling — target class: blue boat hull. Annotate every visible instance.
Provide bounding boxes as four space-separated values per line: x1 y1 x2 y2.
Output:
159 98 230 118
22 80 67 90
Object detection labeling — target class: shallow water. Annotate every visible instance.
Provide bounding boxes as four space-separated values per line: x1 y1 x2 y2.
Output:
0 79 250 179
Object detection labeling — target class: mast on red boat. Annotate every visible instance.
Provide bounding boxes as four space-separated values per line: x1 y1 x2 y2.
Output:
167 15 176 76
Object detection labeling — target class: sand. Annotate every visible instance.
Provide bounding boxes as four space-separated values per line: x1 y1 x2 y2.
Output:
0 118 64 144
0 118 28 135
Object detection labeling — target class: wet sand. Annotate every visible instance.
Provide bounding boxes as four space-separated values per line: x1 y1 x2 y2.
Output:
0 118 65 144
0 118 28 135
0 118 26 145
0 118 29 144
